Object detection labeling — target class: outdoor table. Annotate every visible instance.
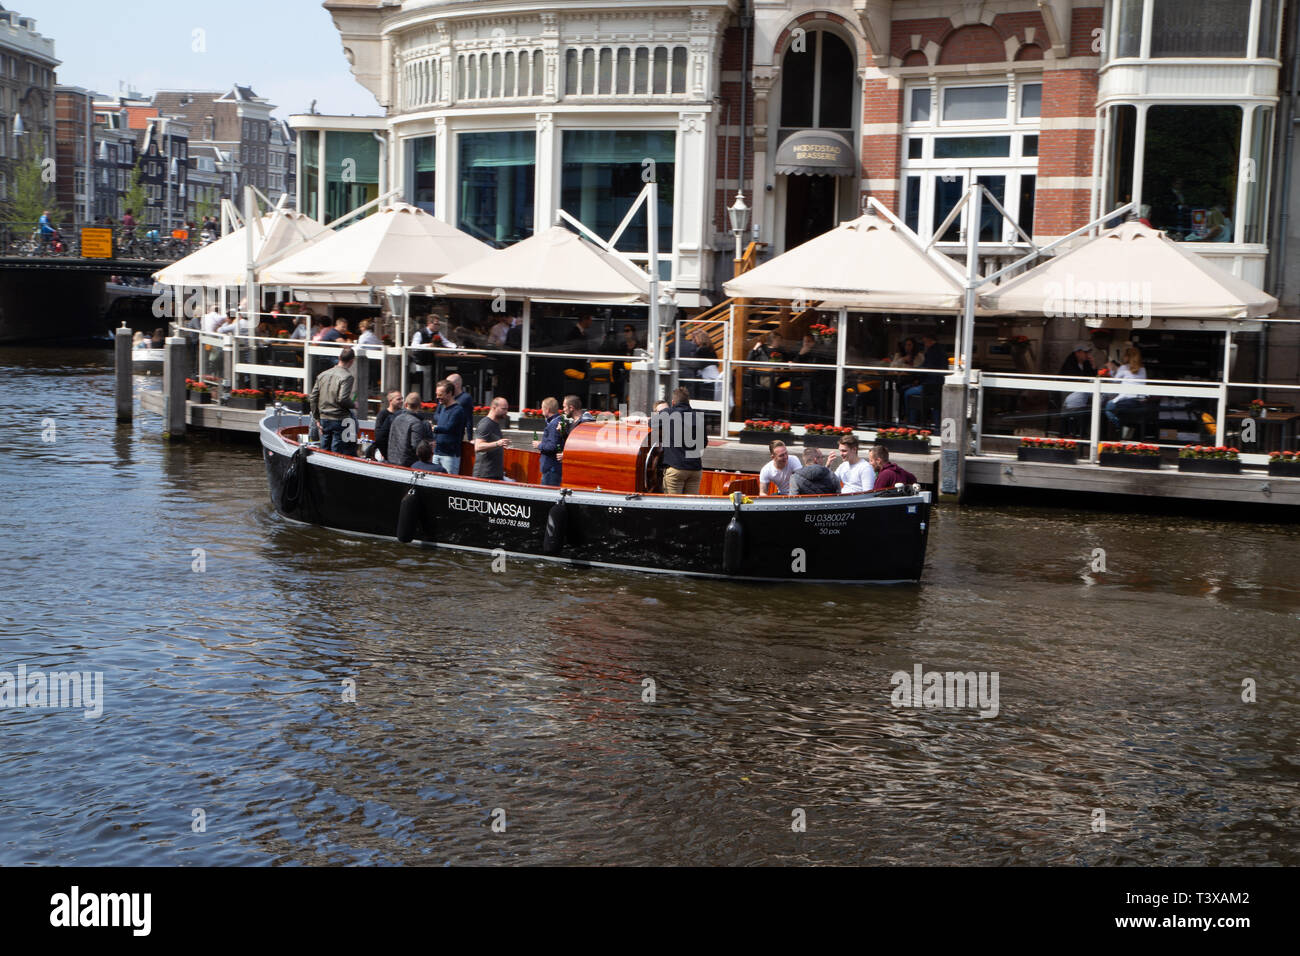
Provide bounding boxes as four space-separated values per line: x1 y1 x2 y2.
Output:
1226 412 1300 451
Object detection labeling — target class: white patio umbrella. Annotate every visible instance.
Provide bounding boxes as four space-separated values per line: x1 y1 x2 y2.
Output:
259 203 494 288
722 210 967 311
980 221 1277 319
433 225 651 303
153 210 327 287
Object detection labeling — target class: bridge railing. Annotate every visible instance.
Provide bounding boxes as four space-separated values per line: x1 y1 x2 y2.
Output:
0 221 203 261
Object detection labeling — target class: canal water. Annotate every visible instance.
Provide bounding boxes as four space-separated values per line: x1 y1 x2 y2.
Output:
1 347 1296 865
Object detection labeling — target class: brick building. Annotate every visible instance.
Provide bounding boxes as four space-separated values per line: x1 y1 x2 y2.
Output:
54 86 92 222
152 85 280 204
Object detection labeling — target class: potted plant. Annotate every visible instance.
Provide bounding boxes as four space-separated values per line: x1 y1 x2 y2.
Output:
1267 450 1300 476
518 407 547 430
1017 436 1080 464
185 378 212 405
417 400 440 423
472 404 492 427
594 409 622 423
801 423 854 448
273 389 309 413
226 387 265 410
1249 398 1267 419
809 323 836 345
875 426 933 455
1098 442 1162 469
739 419 794 444
1177 445 1241 474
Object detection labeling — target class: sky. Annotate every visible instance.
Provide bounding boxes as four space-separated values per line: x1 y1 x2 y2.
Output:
23 0 381 118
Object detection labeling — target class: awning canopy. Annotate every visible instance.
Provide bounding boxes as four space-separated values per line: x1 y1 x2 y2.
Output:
290 288 375 305
433 225 652 304
981 221 1278 322
774 130 857 178
723 211 967 311
260 202 493 290
153 211 327 287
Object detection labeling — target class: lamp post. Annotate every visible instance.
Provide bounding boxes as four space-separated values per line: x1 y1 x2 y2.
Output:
386 275 409 396
729 192 749 275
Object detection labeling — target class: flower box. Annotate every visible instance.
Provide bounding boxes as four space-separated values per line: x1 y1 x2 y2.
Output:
1017 446 1079 464
1267 460 1300 477
877 438 932 455
1098 452 1161 469
225 395 263 410
187 389 211 404
517 416 546 431
740 430 795 445
801 432 841 449
1178 458 1241 475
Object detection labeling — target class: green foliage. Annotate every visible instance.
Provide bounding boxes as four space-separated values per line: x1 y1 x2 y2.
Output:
121 162 148 225
4 148 58 226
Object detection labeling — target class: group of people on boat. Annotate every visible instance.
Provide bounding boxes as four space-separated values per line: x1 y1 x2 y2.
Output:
757 436 915 496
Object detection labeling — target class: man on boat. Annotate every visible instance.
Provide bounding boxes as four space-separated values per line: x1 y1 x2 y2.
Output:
655 387 705 495
791 445 841 495
387 392 433 468
432 380 470 475
473 397 512 480
828 434 876 494
447 373 476 443
310 348 357 454
411 440 445 473
533 397 564 485
370 390 403 461
868 445 917 491
759 440 801 495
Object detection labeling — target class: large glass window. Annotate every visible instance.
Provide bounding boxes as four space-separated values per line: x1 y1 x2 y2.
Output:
1104 105 1137 213
942 85 1008 122
1141 105 1241 240
299 130 319 221
1242 108 1273 244
406 135 436 214
1150 0 1250 58
457 131 535 247
561 130 675 262
323 131 380 223
779 30 855 133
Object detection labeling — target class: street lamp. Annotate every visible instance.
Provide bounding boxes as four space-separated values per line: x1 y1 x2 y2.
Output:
386 274 409 395
729 192 749 265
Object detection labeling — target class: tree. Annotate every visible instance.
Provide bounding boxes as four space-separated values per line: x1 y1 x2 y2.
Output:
4 147 59 226
121 162 148 226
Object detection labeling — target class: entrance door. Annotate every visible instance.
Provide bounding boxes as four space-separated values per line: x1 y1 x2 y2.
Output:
784 174 839 250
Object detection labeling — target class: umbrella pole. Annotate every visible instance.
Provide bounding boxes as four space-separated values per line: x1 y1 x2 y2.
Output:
519 300 531 414
647 180 660 404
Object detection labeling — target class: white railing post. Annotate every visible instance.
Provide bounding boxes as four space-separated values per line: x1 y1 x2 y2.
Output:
1089 378 1103 462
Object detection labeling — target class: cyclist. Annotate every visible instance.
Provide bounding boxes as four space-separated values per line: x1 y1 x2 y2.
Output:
37 210 56 254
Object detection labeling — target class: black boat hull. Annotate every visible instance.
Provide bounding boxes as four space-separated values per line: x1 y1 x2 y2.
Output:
260 416 930 583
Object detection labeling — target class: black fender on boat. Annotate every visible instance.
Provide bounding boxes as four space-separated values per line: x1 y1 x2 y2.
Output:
396 486 421 543
543 491 570 554
722 492 745 574
281 445 310 515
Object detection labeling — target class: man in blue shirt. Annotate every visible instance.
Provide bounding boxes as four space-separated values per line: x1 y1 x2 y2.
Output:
432 379 469 474
533 397 564 485
38 210 56 253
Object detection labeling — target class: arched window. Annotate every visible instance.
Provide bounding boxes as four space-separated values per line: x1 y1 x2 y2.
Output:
779 29 855 132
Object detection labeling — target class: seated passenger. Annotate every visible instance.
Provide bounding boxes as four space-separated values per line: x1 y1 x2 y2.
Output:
790 445 841 495
827 434 876 494
868 444 917 491
758 440 801 495
411 440 445 472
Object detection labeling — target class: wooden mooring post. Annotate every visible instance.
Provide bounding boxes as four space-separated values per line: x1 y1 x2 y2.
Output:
162 335 188 441
114 324 133 423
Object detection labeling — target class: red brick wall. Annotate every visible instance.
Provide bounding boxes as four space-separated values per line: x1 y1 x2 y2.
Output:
713 23 753 235
937 24 1005 64
1037 68 1101 235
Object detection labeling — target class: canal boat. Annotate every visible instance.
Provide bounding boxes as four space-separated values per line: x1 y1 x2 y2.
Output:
259 413 931 583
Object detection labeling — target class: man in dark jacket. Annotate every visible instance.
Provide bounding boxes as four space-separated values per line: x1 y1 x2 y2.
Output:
432 379 470 474
868 445 917 491
790 445 840 495
370 390 402 460
532 397 564 485
387 392 433 468
653 387 705 494
1059 342 1096 378
447 372 475 442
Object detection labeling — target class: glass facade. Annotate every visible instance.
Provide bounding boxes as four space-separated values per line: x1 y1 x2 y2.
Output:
560 130 675 259
406 135 436 214
458 131 535 246
1141 105 1242 240
324 131 380 223
300 130 319 221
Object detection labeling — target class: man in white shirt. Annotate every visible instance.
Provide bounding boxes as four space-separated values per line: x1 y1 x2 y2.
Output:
758 440 801 495
411 315 456 349
288 315 309 340
828 434 876 494
201 306 225 334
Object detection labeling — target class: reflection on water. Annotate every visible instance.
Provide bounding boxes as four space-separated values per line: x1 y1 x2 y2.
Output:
0 348 1296 865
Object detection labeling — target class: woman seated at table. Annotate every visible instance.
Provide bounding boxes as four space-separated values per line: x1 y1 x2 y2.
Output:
1103 347 1148 432
887 337 922 368
748 331 785 363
